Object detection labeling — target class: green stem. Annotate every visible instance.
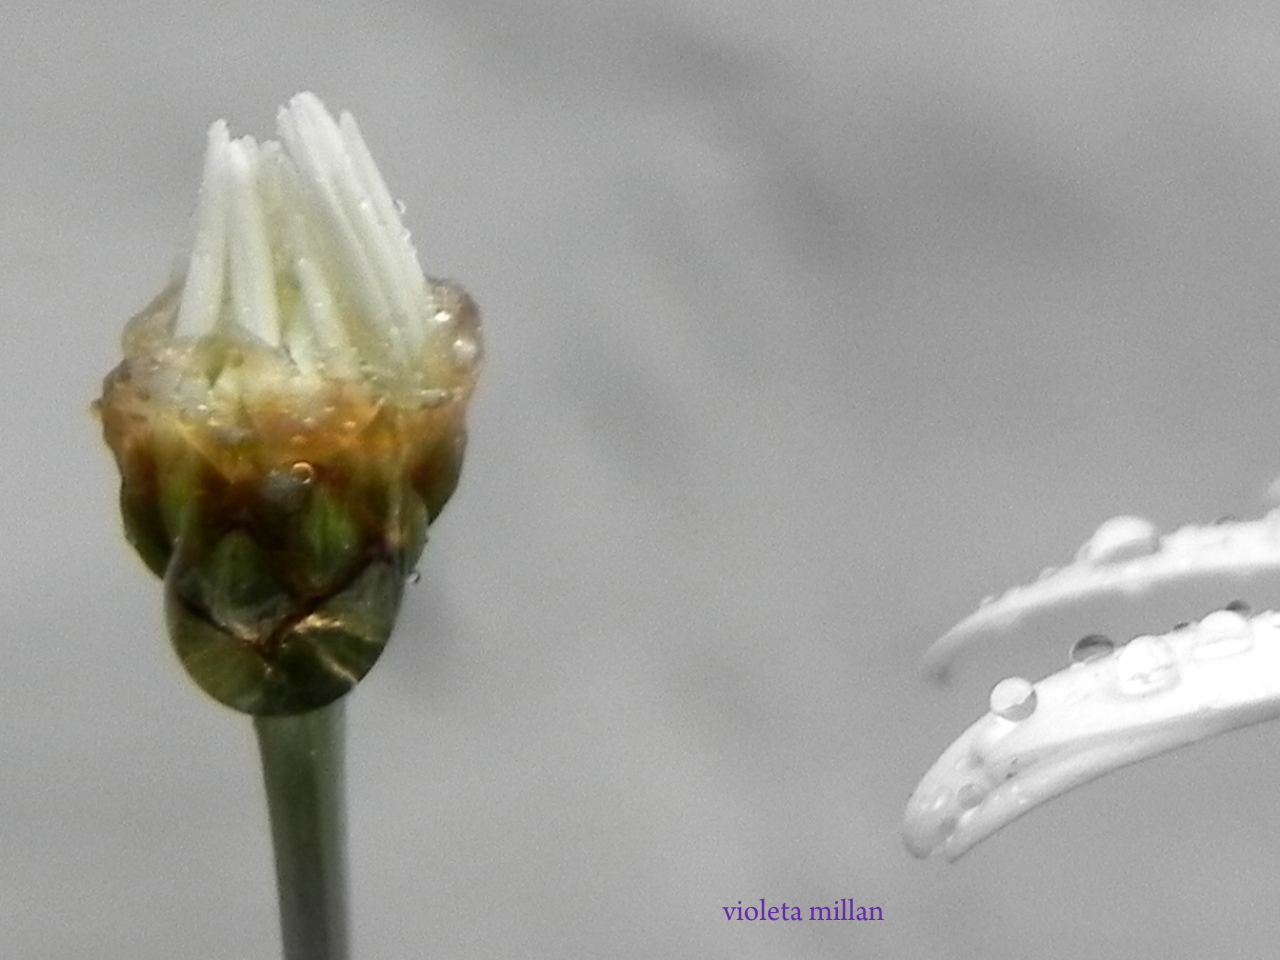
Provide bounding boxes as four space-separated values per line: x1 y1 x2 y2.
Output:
254 701 349 960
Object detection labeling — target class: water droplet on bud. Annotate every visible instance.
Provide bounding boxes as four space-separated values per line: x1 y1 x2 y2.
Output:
450 334 479 369
290 461 315 485
417 388 450 409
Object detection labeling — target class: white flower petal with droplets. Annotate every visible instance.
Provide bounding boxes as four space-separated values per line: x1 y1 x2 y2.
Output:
922 511 1280 681
904 609 1280 862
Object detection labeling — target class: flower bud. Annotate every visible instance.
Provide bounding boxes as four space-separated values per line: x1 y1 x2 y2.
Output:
96 93 482 715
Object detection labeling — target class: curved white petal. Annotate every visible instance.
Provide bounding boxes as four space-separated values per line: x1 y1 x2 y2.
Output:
905 608 1280 861
922 510 1280 682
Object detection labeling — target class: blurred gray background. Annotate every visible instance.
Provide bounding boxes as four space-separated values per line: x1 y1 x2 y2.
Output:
7 0 1280 957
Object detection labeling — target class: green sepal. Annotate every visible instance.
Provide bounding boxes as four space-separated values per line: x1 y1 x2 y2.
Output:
288 481 364 594
167 551 404 716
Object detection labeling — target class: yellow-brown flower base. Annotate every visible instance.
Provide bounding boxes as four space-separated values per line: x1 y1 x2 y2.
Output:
97 319 473 716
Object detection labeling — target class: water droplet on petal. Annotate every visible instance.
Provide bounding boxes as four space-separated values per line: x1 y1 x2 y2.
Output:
1077 515 1160 564
290 461 315 485
902 784 959 858
1070 633 1115 663
990 677 1037 721
1194 609 1253 659
394 198 407 216
956 782 987 810
1117 635 1178 695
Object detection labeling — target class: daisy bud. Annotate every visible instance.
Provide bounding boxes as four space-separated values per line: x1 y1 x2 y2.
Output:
96 93 482 715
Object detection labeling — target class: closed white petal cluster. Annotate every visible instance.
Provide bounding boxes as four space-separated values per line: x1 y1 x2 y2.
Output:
127 92 480 411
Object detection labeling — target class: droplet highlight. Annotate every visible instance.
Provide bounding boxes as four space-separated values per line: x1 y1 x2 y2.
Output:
990 677 1037 721
406 568 422 584
1116 635 1178 695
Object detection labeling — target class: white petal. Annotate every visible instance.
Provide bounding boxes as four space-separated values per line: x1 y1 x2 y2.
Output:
224 136 282 346
905 609 1280 861
922 511 1280 681
174 121 232 338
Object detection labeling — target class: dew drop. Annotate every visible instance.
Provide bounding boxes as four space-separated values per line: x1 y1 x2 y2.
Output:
290 461 316 485
1193 608 1253 659
1225 599 1251 614
394 198 407 216
902 785 959 857
1117 635 1178 695
956 782 987 810
1070 633 1115 663
417 388 451 409
449 334 479 368
406 569 422 584
1077 515 1160 564
260 465 311 507
989 677 1037 721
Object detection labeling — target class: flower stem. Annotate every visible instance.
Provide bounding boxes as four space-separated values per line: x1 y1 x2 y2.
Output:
254 701 349 960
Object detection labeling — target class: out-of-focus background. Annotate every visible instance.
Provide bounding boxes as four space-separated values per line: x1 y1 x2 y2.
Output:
7 1 1280 957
